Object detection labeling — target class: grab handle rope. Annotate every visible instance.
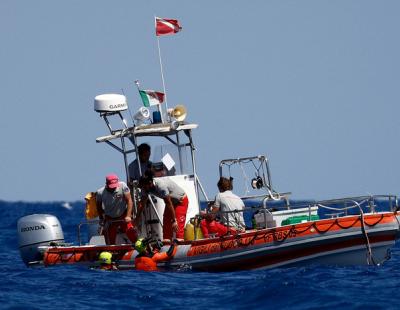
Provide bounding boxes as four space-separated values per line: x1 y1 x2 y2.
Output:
317 199 377 265
351 200 376 266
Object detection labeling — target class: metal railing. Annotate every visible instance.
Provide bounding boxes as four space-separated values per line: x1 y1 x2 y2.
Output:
200 194 399 234
77 218 139 246
79 194 398 243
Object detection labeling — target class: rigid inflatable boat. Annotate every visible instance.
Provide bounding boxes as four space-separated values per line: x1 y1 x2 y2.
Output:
17 94 400 270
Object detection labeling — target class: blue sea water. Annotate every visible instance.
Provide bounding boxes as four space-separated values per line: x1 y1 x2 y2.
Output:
2 200 400 310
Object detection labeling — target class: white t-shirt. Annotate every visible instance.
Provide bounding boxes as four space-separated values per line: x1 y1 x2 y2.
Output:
215 190 245 230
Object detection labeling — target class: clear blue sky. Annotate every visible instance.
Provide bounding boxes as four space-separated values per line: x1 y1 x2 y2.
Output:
1 1 399 202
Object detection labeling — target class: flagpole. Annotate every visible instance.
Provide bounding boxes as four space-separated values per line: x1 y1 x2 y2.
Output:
156 21 168 123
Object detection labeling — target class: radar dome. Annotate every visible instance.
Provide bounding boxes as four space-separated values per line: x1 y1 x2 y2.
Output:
94 94 127 112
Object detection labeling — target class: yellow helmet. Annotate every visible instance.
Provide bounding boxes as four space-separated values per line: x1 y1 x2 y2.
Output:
134 238 146 254
98 251 113 265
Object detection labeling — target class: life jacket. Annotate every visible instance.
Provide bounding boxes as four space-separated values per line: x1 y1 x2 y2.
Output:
134 246 177 271
100 263 118 271
85 192 98 219
135 256 158 271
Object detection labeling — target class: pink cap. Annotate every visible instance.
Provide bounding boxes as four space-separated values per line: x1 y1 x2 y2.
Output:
106 174 119 189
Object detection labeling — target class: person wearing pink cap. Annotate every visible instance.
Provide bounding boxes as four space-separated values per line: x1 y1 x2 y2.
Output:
96 174 137 244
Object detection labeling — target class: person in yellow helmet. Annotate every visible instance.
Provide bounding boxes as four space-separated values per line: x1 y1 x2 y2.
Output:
98 251 118 270
134 238 178 271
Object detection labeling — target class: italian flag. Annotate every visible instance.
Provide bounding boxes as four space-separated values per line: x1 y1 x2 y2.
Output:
139 90 165 107
155 17 182 36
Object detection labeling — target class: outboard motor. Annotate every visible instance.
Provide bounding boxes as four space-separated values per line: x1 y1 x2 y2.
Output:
18 214 64 266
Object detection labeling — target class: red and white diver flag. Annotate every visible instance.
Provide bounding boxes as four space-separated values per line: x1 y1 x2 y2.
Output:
139 89 165 107
155 17 182 36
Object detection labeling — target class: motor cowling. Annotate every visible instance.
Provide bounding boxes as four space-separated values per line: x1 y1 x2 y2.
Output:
18 214 64 266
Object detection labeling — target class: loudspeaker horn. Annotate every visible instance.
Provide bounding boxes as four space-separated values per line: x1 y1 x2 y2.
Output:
168 105 187 122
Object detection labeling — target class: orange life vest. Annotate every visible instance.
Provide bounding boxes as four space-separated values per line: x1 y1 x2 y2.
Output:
85 192 98 219
135 256 158 271
135 251 171 271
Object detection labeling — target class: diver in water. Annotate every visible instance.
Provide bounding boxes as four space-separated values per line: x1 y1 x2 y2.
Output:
134 238 178 271
97 251 118 270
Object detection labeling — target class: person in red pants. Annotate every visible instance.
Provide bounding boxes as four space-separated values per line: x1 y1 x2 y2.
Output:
200 213 237 238
96 174 138 244
138 172 188 240
200 177 245 238
134 238 178 271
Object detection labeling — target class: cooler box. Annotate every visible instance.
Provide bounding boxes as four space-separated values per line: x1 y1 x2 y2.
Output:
254 212 276 228
254 206 319 229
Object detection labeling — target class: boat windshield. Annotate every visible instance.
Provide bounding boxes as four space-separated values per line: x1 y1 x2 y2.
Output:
152 143 191 176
